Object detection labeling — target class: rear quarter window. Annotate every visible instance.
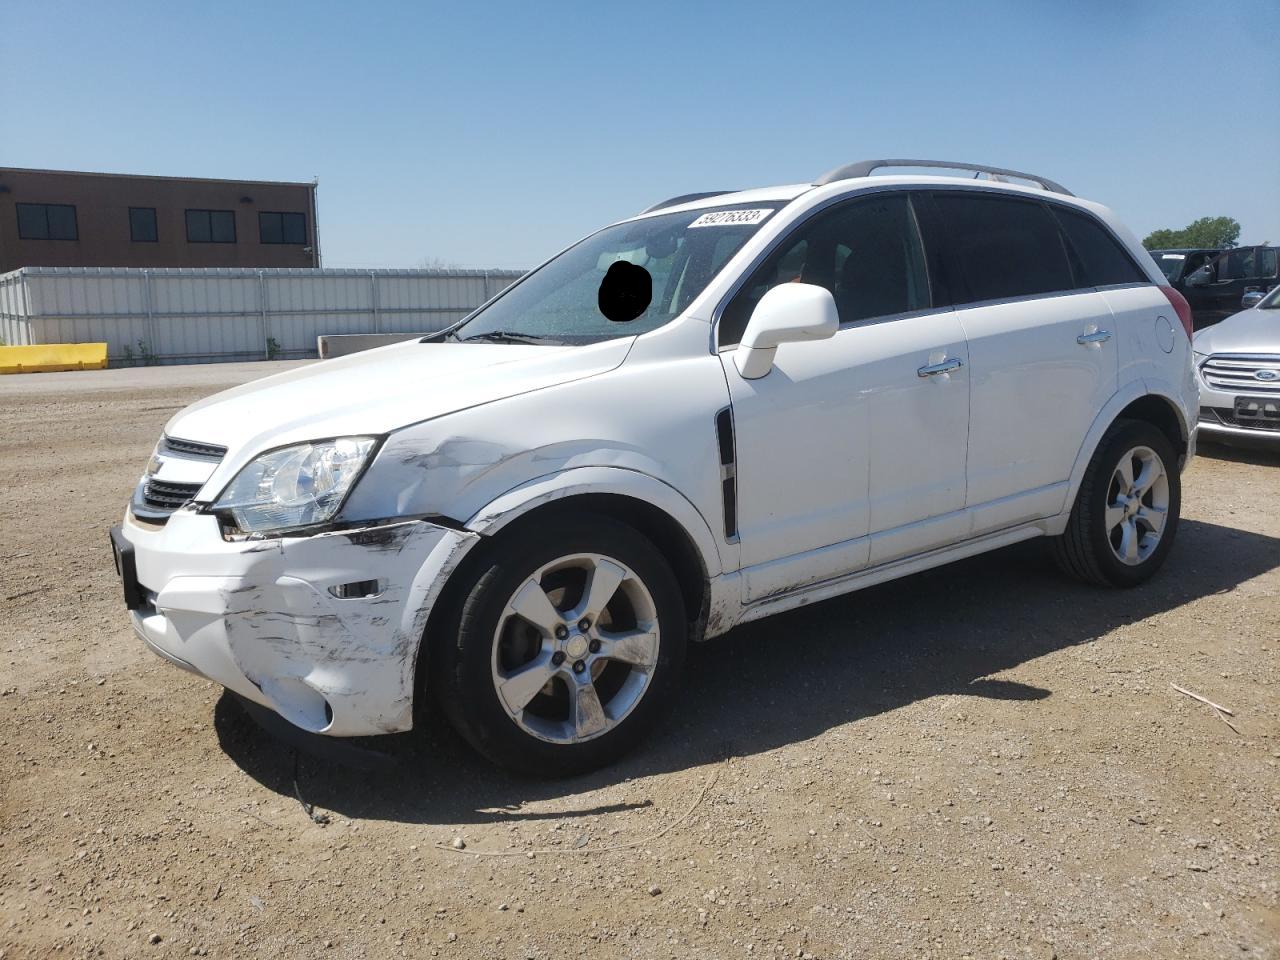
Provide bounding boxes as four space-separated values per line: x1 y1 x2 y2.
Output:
1052 207 1149 287
933 193 1074 303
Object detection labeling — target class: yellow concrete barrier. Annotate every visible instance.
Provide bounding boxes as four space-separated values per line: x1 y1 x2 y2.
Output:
0 343 110 374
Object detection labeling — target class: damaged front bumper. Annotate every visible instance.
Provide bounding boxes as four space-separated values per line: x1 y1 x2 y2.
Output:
113 509 478 736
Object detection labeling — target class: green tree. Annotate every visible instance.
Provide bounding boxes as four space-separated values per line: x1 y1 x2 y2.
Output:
1142 216 1241 250
1142 228 1183 250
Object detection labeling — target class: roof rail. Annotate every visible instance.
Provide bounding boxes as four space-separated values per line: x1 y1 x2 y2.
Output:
814 159 1073 197
639 191 736 215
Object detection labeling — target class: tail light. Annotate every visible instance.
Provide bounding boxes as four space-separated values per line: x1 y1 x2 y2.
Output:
1160 285 1194 340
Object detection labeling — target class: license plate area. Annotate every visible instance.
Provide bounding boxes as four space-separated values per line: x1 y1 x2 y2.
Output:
1234 395 1280 428
109 526 146 611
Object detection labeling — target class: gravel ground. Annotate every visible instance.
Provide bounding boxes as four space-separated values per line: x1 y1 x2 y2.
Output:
1 362 1277 960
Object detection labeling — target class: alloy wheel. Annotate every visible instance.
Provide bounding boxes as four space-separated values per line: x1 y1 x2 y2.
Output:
490 552 660 744
1105 445 1169 566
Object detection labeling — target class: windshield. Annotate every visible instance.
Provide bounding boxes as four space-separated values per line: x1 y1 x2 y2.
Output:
454 203 785 345
1152 252 1185 281
1261 285 1280 309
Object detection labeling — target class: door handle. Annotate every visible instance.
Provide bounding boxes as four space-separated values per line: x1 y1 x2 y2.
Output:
1077 330 1112 345
917 357 964 378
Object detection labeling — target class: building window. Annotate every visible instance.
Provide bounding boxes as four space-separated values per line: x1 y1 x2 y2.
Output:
185 209 236 243
258 211 307 245
16 203 79 241
129 207 158 243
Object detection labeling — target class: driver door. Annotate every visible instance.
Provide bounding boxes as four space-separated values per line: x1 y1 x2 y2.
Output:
717 192 969 602
1189 248 1257 328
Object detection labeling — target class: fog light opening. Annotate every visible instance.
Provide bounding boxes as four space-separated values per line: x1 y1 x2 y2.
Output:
328 579 383 599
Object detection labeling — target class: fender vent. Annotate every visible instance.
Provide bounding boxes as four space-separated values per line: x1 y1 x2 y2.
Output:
715 407 738 541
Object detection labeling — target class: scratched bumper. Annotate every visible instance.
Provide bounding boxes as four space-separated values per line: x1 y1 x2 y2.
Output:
118 509 478 736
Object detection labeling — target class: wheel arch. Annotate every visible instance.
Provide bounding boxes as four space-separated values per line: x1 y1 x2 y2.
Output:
1119 393 1188 459
413 468 721 719
1062 383 1190 522
476 491 711 631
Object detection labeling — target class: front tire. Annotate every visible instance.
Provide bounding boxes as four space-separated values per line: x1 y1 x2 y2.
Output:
1051 419 1181 587
432 514 687 777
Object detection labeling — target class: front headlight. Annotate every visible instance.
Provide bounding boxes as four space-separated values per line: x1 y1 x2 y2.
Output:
213 437 377 534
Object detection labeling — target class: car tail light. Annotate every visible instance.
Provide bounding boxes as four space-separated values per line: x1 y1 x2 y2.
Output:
1160 285 1193 340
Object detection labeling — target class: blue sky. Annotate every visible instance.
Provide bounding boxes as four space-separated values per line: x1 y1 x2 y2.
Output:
4 0 1278 269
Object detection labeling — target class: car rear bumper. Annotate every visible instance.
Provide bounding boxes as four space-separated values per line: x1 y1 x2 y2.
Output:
113 509 479 736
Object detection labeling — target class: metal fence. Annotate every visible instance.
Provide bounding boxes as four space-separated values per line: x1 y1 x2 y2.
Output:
0 266 525 364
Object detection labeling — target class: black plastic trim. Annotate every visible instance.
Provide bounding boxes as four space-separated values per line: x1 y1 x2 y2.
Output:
109 525 145 611
715 406 738 540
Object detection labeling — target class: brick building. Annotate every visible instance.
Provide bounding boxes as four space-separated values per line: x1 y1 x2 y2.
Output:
0 167 319 273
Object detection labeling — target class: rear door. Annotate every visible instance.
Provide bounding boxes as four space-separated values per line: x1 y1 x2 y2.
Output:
926 190 1119 536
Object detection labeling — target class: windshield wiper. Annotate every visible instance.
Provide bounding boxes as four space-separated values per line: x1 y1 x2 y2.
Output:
461 330 563 346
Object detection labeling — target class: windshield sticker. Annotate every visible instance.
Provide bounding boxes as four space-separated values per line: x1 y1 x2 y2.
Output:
688 208 773 228
1161 254 1186 260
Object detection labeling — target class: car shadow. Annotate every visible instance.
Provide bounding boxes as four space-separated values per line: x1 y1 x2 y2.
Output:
1196 438 1280 468
213 518 1279 826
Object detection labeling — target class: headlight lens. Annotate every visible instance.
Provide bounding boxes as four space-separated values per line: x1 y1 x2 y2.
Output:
214 437 377 533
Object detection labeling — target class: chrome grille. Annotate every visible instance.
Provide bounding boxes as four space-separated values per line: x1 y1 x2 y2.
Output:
1201 354 1280 394
132 436 226 522
161 435 228 460
142 479 204 511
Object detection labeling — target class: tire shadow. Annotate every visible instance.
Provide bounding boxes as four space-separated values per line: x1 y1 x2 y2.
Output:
213 517 1279 825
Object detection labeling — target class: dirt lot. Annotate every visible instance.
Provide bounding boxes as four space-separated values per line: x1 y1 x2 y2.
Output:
1 363 1277 960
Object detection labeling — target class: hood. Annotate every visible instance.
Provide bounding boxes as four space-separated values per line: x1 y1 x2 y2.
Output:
165 337 634 457
1193 307 1280 356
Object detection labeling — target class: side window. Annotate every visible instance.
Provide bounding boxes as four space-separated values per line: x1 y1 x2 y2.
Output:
718 194 930 346
933 193 1073 303
1185 252 1213 276
1216 248 1255 281
1052 208 1148 287
1258 247 1278 279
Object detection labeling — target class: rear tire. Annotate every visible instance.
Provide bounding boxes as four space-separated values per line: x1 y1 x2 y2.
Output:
431 514 686 777
1051 419 1181 588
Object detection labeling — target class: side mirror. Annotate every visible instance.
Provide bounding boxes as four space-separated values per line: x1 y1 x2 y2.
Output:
733 283 839 380
1242 289 1265 309
1185 266 1212 287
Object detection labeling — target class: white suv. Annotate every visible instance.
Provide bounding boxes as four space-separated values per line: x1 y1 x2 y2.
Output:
112 159 1199 775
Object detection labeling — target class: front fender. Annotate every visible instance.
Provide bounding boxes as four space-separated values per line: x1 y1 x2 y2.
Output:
465 465 725 580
